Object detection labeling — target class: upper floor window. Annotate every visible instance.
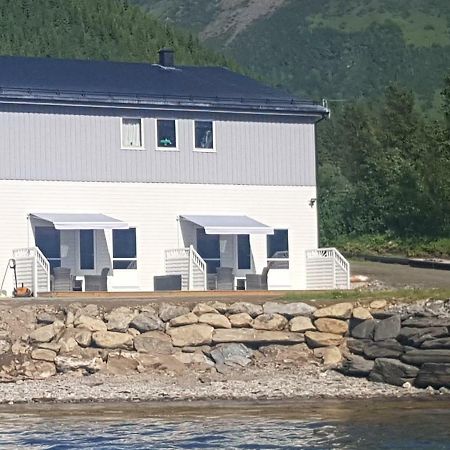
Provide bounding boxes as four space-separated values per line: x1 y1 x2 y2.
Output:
156 119 177 149
194 121 215 151
121 118 143 149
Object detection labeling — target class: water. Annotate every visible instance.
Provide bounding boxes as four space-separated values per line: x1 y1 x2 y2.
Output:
0 400 449 449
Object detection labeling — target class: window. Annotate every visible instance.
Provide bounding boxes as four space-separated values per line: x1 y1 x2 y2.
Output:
196 228 220 274
80 230 95 270
237 235 251 270
121 118 143 149
267 229 289 269
35 227 61 270
113 228 137 269
194 121 214 151
156 119 177 149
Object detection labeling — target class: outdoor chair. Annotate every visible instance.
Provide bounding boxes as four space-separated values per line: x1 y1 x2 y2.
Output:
216 267 234 290
84 267 109 292
53 267 73 292
246 266 269 290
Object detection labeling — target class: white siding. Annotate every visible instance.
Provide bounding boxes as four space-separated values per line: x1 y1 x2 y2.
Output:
0 180 318 295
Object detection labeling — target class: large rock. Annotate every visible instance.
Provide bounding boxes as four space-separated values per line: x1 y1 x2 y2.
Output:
258 344 310 364
352 307 373 321
210 343 253 367
314 346 342 366
415 363 450 388
29 321 64 343
135 354 186 375
31 348 57 362
402 317 450 328
105 307 137 332
192 304 219 315
198 313 231 329
129 313 164 333
92 331 134 349
363 339 404 359
421 338 450 349
134 331 174 355
373 315 401 341
369 300 387 310
252 314 288 331
346 338 369 356
36 312 59 325
289 316 315 333
314 318 348 335
305 331 344 348
369 358 419 386
313 303 353 319
28 361 57 379
54 355 103 373
168 324 214 347
402 349 450 366
106 353 139 374
169 313 198 327
206 301 228 314
350 319 376 339
263 302 316 317
172 351 214 367
159 305 190 322
74 315 107 332
229 313 253 328
227 302 263 318
73 329 92 347
338 355 374 377
397 327 448 347
212 329 305 345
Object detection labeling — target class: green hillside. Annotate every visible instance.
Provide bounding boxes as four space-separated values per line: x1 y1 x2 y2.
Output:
135 0 450 109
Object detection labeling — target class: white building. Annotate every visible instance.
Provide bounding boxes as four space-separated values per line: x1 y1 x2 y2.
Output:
0 50 349 296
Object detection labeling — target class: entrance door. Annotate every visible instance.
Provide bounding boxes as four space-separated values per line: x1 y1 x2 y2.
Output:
196 228 220 274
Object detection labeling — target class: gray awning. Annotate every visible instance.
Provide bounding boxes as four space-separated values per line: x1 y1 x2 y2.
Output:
181 215 273 235
30 213 129 230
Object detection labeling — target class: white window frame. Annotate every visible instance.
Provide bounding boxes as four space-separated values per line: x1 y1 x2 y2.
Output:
193 120 216 153
120 118 145 150
155 119 179 151
267 228 290 269
112 227 138 270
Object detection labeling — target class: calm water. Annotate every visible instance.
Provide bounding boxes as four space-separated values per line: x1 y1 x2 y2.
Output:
0 400 449 449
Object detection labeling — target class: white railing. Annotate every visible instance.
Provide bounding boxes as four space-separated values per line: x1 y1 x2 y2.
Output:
164 245 207 291
12 247 51 296
305 247 350 290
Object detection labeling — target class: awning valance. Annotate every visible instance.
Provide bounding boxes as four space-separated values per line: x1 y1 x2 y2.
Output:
181 215 273 235
30 213 129 230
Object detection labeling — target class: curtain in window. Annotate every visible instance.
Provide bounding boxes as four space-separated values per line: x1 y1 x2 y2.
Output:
122 119 142 148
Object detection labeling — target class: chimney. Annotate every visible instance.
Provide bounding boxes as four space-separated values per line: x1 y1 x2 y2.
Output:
158 48 175 67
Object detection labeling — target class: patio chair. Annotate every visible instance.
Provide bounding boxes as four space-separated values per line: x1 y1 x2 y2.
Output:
216 267 234 291
246 266 269 291
84 267 109 292
53 267 73 292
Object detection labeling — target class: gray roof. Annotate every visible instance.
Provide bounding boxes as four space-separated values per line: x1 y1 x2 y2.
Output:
0 56 328 118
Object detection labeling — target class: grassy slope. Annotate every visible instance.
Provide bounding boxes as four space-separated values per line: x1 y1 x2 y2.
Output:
134 0 450 109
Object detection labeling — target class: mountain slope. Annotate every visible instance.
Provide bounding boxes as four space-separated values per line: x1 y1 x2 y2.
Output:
134 0 450 107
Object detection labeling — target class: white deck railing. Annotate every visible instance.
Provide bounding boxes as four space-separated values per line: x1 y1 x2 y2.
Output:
165 245 207 291
12 247 51 296
305 247 350 290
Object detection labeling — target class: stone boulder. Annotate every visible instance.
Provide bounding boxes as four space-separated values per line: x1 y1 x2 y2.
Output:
169 312 198 327
314 346 342 366
338 355 374 377
92 331 134 350
212 329 305 345
350 319 376 339
352 307 373 321
129 313 164 333
105 307 137 332
263 302 316 317
159 305 191 322
313 303 353 319
421 338 450 349
73 328 92 348
172 351 214 368
227 302 263 318
314 318 348 335
305 331 344 348
289 316 315 333
373 315 401 341
228 313 253 328
29 321 64 343
106 353 139 374
192 304 219 315
31 348 57 362
54 355 103 373
252 314 287 331
401 349 450 366
363 340 404 359
346 338 369 356
210 343 253 367
206 301 228 314
168 324 214 347
135 354 186 375
402 317 450 328
198 313 231 329
397 327 448 347
415 363 450 388
36 312 59 325
369 300 387 310
74 315 107 332
369 358 419 386
134 331 174 355
258 344 311 364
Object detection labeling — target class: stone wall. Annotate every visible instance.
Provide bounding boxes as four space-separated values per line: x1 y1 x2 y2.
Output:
0 298 448 390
